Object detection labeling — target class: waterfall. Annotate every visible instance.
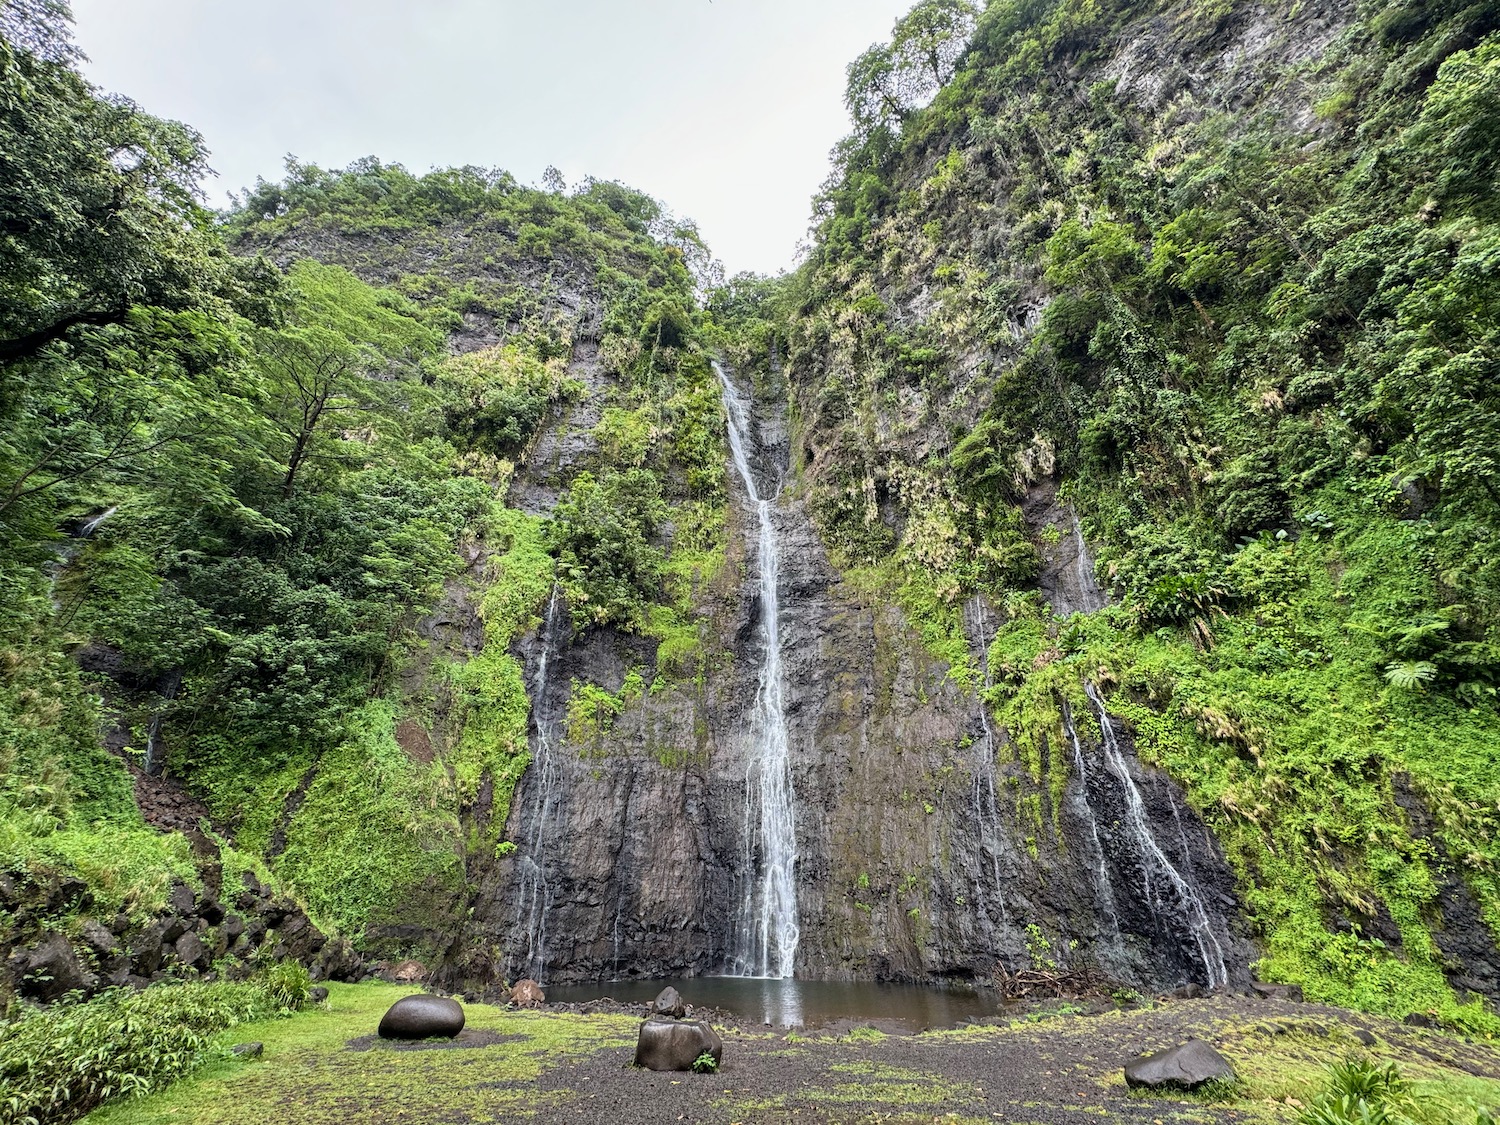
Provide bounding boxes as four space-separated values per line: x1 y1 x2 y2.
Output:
514 582 565 981
1070 513 1108 613
1085 684 1229 987
716 362 800 980
142 669 183 777
964 598 1009 929
1060 702 1121 939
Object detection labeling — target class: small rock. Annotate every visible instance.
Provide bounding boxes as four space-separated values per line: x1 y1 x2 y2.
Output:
231 1042 264 1059
81 919 119 956
652 986 687 1019
1124 1040 1237 1092
168 883 196 916
510 979 546 1008
1168 983 1208 1001
634 1018 723 1072
308 986 329 1004
378 994 465 1040
1250 981 1304 1002
1402 1012 1437 1028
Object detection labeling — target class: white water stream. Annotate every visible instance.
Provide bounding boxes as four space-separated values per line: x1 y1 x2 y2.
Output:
1061 701 1122 940
1084 683 1229 987
716 362 800 979
515 582 565 981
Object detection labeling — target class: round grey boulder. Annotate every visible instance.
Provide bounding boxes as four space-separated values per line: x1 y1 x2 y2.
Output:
377 994 465 1040
634 1018 722 1072
652 986 686 1019
1124 1039 1236 1091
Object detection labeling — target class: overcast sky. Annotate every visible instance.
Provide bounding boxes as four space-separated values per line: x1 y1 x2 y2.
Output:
69 0 916 276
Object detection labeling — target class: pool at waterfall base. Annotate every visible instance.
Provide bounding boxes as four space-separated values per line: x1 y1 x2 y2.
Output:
543 977 1011 1032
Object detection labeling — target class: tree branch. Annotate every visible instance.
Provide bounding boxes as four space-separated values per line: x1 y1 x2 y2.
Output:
0 305 128 365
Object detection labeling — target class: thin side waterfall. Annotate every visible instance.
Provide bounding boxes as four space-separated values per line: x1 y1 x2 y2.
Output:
716 362 800 980
963 598 1009 929
142 669 183 778
1071 513 1108 613
1085 684 1229 987
515 582 565 981
1060 702 1121 939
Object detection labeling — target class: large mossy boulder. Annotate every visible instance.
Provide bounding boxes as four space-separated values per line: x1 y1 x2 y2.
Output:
634 1018 722 1072
377 994 465 1040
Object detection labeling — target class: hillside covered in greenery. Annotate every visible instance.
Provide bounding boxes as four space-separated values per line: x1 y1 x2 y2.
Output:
3 0 1500 1077
0 0 730 970
762 0 1500 1024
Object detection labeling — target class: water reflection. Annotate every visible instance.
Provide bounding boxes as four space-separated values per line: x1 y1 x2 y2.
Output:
543 977 1002 1032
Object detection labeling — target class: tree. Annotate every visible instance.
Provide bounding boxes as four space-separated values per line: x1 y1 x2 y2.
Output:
845 0 979 133
0 14 260 367
252 261 439 498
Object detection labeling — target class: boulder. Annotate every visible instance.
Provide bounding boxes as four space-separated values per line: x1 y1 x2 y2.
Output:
378 994 465 1040
168 882 196 916
10 932 97 1002
1124 1040 1237 1092
634 1018 723 1072
510 979 546 1008
80 919 118 956
131 923 167 975
175 931 209 970
1250 981 1304 1002
652 986 687 1018
314 936 363 982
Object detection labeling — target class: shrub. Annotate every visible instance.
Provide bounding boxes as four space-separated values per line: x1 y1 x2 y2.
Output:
0 982 279 1125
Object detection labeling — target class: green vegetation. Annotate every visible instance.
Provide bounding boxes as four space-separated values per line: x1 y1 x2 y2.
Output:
1298 1059 1495 1125
0 977 310 1125
0 0 728 965
76 983 638 1125
762 0 1500 1022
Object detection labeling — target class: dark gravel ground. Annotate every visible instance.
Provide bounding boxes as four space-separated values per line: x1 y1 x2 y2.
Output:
522 995 1500 1125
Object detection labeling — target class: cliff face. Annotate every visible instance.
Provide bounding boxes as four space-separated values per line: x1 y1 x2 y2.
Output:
759 0 1500 1022
453 357 1252 993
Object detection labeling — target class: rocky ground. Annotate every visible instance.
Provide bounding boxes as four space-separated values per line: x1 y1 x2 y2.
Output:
82 984 1500 1125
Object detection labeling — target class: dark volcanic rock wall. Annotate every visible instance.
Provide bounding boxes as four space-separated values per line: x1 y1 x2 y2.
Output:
464 364 1252 992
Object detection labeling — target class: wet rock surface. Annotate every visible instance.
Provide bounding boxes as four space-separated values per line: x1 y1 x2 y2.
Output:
457 362 1252 995
1123 1039 1238 1091
378 994 466 1040
633 1018 723 1072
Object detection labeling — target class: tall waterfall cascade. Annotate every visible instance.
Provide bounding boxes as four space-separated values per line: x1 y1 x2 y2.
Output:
513 582 565 981
716 362 801 979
